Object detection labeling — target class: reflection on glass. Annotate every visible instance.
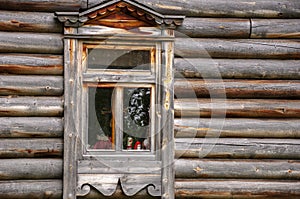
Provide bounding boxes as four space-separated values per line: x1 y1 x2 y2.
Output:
123 87 151 151
88 87 114 150
88 49 151 70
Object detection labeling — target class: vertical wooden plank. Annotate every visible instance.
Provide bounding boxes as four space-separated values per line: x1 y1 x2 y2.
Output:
161 29 175 199
63 38 78 199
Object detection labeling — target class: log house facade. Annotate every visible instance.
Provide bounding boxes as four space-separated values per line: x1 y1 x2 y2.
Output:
0 0 300 198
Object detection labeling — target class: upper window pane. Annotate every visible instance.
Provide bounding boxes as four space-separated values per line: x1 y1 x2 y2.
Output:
88 49 151 70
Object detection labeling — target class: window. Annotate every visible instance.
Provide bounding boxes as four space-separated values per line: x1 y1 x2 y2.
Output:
56 0 184 198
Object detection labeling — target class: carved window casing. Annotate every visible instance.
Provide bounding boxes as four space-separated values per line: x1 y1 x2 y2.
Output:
56 0 184 198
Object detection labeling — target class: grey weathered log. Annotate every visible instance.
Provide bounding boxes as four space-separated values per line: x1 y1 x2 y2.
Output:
175 118 300 138
175 180 300 198
0 138 63 158
251 19 300 39
0 180 62 199
0 32 63 54
0 0 82 12
0 117 63 138
0 75 63 96
175 79 300 99
0 11 62 33
175 159 300 179
174 99 300 118
174 58 300 79
175 38 300 59
175 138 300 159
0 54 63 75
0 158 62 180
89 0 300 18
0 97 63 117
176 18 250 38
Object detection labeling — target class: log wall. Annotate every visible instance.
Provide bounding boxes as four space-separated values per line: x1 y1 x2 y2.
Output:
0 0 299 199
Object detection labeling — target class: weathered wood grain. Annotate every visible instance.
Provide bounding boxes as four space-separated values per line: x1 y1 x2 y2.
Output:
175 159 300 179
0 158 62 180
0 0 82 12
0 54 63 75
0 138 63 158
0 117 63 138
175 79 300 99
175 180 300 198
0 97 63 117
0 75 63 96
175 138 300 159
0 180 62 199
175 38 300 59
174 99 300 118
251 19 300 39
89 0 300 18
175 118 300 138
0 32 63 54
0 11 62 33
174 58 300 79
176 18 250 38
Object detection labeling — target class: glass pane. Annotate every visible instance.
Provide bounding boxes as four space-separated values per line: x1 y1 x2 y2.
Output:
88 49 151 70
123 87 151 151
88 87 114 150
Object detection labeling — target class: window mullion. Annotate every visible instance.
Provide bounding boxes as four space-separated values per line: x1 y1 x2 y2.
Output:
114 87 123 152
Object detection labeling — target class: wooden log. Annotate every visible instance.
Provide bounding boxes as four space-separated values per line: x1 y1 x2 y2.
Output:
89 0 300 18
175 138 300 159
174 79 300 99
0 11 62 33
251 19 300 39
0 158 62 180
0 75 63 96
175 159 300 179
0 54 63 75
174 99 300 118
0 138 63 158
175 118 300 138
175 180 300 198
0 32 63 54
0 0 82 12
0 117 63 138
176 18 250 38
174 58 300 80
175 38 300 59
0 97 63 117
0 180 62 199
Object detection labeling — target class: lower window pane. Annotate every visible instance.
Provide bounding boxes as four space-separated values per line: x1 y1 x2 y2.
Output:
123 87 151 151
88 87 114 150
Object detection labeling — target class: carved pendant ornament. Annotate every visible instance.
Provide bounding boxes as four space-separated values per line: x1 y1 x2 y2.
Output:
77 174 161 197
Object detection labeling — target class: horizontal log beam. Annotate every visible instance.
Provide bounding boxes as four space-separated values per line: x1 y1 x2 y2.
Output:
174 99 300 118
0 54 63 75
175 138 300 159
175 159 300 179
0 180 62 199
89 0 300 18
0 97 63 117
0 0 82 12
175 118 300 138
175 180 300 198
0 32 63 54
0 138 63 158
176 18 250 38
175 38 300 59
0 75 63 96
174 58 300 79
174 79 300 99
0 11 62 33
0 117 63 138
251 19 300 39
0 158 62 180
